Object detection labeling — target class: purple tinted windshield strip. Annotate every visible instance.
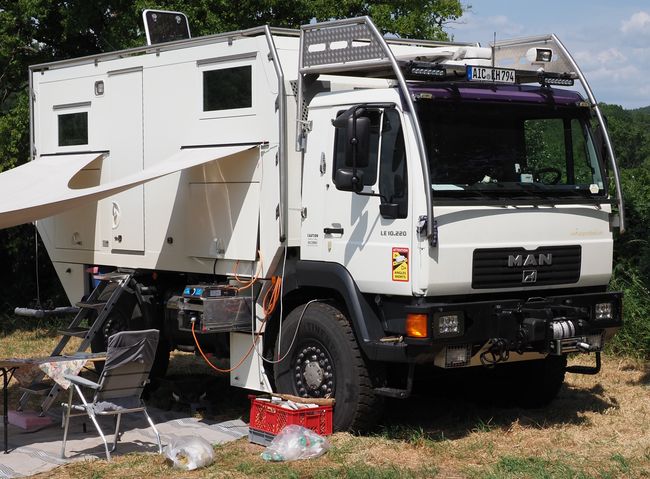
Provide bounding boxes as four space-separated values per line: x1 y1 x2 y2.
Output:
410 84 583 105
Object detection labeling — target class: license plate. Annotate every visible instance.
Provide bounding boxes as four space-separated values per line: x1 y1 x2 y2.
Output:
467 66 516 84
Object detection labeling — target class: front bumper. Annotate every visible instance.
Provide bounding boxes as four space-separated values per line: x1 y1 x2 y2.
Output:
396 291 623 366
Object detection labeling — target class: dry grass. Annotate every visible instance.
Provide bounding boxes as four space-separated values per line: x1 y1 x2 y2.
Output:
3 325 650 478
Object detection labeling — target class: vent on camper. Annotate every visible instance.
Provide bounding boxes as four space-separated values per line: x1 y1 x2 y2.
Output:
143 9 191 46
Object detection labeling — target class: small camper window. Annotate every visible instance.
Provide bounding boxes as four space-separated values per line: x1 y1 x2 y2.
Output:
203 66 252 111
58 112 88 146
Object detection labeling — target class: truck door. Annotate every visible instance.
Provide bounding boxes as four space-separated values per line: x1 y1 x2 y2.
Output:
321 107 413 295
107 68 144 252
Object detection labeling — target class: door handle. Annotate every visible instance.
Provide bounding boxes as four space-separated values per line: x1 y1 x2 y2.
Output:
323 227 344 235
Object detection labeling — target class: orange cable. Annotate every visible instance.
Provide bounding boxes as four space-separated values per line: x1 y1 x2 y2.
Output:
192 272 282 373
234 249 264 292
191 320 260 373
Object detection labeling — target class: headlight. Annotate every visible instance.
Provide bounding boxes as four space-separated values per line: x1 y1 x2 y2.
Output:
433 312 464 337
594 302 613 320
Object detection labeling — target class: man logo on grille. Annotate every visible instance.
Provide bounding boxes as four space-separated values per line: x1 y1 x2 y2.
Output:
508 253 552 267
522 270 537 283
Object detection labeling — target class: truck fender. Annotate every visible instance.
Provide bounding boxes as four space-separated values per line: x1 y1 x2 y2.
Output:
281 260 398 360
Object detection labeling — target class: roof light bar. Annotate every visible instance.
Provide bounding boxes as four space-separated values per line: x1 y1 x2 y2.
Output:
405 61 446 79
538 72 575 86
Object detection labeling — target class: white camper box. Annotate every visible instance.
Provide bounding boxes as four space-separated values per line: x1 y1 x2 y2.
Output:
30 30 300 302
26 27 454 301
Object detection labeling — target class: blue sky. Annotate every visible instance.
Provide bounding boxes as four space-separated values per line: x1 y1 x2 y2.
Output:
449 1 650 109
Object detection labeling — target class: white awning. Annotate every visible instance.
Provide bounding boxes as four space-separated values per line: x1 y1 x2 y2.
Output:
0 145 256 229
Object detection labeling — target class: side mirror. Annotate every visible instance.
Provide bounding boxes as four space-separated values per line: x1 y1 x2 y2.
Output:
345 116 371 168
335 167 364 192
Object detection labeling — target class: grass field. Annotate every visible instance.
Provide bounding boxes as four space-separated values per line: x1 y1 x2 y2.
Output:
2 318 649 478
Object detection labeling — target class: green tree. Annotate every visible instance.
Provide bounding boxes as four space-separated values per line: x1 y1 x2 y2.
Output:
599 103 650 357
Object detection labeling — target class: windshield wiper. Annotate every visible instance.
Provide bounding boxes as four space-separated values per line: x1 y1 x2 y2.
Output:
510 183 558 204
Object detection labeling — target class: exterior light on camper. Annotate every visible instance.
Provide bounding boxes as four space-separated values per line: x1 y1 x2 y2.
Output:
526 47 553 63
94 81 104 96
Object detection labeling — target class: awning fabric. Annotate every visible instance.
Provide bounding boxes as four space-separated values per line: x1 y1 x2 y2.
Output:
0 145 255 229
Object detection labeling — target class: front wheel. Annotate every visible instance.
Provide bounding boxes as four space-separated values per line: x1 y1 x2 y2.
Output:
273 302 381 432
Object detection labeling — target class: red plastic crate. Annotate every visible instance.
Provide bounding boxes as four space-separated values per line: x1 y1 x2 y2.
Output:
248 395 333 437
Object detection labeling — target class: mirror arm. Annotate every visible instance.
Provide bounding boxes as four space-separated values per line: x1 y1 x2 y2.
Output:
356 191 388 203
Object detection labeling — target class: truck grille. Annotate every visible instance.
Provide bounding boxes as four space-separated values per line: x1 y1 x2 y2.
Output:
472 246 581 289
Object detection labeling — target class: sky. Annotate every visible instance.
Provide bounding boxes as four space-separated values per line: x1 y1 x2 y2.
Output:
449 0 650 109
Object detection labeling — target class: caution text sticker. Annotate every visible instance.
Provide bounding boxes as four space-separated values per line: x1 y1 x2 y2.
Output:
392 247 409 282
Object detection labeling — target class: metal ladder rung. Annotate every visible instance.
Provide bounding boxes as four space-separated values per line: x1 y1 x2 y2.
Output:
58 327 91 338
93 272 132 282
19 381 53 395
75 300 108 310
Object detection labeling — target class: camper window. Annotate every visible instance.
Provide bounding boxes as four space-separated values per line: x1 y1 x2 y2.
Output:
203 66 252 111
58 112 88 146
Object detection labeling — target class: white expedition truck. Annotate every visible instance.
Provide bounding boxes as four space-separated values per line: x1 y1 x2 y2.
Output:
2 15 624 431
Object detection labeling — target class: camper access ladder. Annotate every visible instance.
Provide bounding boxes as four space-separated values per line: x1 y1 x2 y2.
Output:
18 270 136 413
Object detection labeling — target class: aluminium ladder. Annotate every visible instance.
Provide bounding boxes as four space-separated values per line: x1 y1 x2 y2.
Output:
18 270 136 413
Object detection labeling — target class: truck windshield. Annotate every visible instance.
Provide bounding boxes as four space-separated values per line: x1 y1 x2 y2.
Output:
417 101 606 200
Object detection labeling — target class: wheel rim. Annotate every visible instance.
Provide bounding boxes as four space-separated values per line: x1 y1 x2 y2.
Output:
292 340 335 398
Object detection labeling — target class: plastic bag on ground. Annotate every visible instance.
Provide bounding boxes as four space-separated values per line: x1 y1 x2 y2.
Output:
261 425 330 462
164 436 215 470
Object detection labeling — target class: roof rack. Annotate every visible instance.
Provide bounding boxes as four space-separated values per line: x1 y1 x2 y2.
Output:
30 25 300 72
296 16 437 244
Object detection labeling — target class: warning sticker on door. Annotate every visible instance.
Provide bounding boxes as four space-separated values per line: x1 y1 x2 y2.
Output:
392 247 409 282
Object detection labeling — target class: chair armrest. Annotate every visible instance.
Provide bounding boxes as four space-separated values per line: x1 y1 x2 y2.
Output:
64 374 101 390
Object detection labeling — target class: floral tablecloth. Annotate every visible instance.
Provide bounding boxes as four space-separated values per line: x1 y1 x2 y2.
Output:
0 355 101 389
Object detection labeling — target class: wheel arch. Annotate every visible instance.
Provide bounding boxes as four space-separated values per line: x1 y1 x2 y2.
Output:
264 261 387 360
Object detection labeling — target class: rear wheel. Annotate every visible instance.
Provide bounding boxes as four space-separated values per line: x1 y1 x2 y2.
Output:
90 284 170 380
273 302 381 432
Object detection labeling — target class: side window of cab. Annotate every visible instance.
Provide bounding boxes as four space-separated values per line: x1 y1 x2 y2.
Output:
378 109 408 219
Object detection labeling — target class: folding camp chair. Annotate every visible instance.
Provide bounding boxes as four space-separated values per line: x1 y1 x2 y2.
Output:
60 329 163 460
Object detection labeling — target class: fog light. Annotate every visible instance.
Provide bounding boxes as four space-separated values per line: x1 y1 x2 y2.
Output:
433 311 464 338
595 302 613 320
406 313 428 338
439 315 459 334
445 345 471 368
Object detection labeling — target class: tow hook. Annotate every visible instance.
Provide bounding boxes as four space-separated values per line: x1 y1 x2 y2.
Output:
566 351 602 375
575 341 592 353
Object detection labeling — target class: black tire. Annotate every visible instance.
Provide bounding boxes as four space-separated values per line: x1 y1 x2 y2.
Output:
90 285 170 380
504 355 567 408
273 302 381 432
